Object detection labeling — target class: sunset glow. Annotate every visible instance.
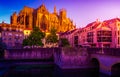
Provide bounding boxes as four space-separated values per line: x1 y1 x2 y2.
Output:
0 0 120 27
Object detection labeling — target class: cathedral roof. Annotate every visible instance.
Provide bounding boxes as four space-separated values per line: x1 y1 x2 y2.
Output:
37 4 49 14
19 6 34 15
38 4 46 9
23 6 34 10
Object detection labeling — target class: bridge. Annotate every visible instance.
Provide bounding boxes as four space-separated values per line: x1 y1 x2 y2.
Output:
88 48 120 76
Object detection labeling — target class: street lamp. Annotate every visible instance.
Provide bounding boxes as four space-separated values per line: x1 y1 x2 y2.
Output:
101 43 104 54
101 31 104 54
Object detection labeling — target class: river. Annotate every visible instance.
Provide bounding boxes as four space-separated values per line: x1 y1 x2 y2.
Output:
0 62 110 77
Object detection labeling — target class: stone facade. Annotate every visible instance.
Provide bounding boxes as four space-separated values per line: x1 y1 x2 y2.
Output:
10 4 76 33
0 22 24 49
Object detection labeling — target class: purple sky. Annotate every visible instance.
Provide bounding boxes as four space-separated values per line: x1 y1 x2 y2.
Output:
0 0 120 28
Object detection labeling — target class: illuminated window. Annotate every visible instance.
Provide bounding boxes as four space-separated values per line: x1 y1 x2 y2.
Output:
8 33 12 36
19 34 22 36
0 33 1 37
15 34 18 36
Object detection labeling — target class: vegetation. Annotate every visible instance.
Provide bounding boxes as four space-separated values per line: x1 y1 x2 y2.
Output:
46 27 58 44
46 28 58 43
59 38 70 47
22 27 45 47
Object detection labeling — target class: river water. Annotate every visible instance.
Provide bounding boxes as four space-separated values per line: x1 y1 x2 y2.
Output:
0 62 110 77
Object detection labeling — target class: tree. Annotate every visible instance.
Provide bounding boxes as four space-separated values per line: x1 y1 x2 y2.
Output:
22 27 45 47
59 38 70 47
22 38 29 46
46 27 58 47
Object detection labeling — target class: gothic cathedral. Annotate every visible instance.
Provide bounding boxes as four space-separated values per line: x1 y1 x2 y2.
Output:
10 4 76 32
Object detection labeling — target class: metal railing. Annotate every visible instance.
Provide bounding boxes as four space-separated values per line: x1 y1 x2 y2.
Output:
87 48 120 57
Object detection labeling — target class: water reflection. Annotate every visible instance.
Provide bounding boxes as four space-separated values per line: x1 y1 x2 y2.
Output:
1 63 109 77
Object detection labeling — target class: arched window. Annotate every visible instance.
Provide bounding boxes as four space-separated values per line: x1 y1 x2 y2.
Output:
40 15 48 31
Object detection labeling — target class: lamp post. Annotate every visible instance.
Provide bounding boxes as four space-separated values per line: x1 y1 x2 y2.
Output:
101 43 104 54
101 32 104 54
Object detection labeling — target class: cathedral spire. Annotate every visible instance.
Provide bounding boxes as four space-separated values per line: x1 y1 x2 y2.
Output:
41 3 45 7
54 5 57 14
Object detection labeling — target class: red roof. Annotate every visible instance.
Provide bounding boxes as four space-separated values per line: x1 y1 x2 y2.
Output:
59 29 77 36
103 18 120 24
85 21 101 29
85 21 96 28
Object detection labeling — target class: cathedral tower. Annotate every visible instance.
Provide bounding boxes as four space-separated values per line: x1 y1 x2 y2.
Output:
11 12 17 25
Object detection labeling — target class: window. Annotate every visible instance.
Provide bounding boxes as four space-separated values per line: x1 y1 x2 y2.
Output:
8 38 12 41
15 39 19 43
87 32 93 37
3 32 7 36
26 15 29 26
103 44 110 48
2 37 6 40
97 37 112 42
87 32 94 43
8 42 12 47
74 36 78 47
97 31 112 36
97 30 112 42
118 37 120 44
15 34 18 36
8 33 12 36
19 34 22 37
118 31 120 35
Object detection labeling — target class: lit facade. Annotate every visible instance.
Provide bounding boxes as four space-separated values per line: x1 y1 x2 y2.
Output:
60 18 120 48
10 4 76 33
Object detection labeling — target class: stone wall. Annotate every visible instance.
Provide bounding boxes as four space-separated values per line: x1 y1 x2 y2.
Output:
54 47 89 69
4 48 56 60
